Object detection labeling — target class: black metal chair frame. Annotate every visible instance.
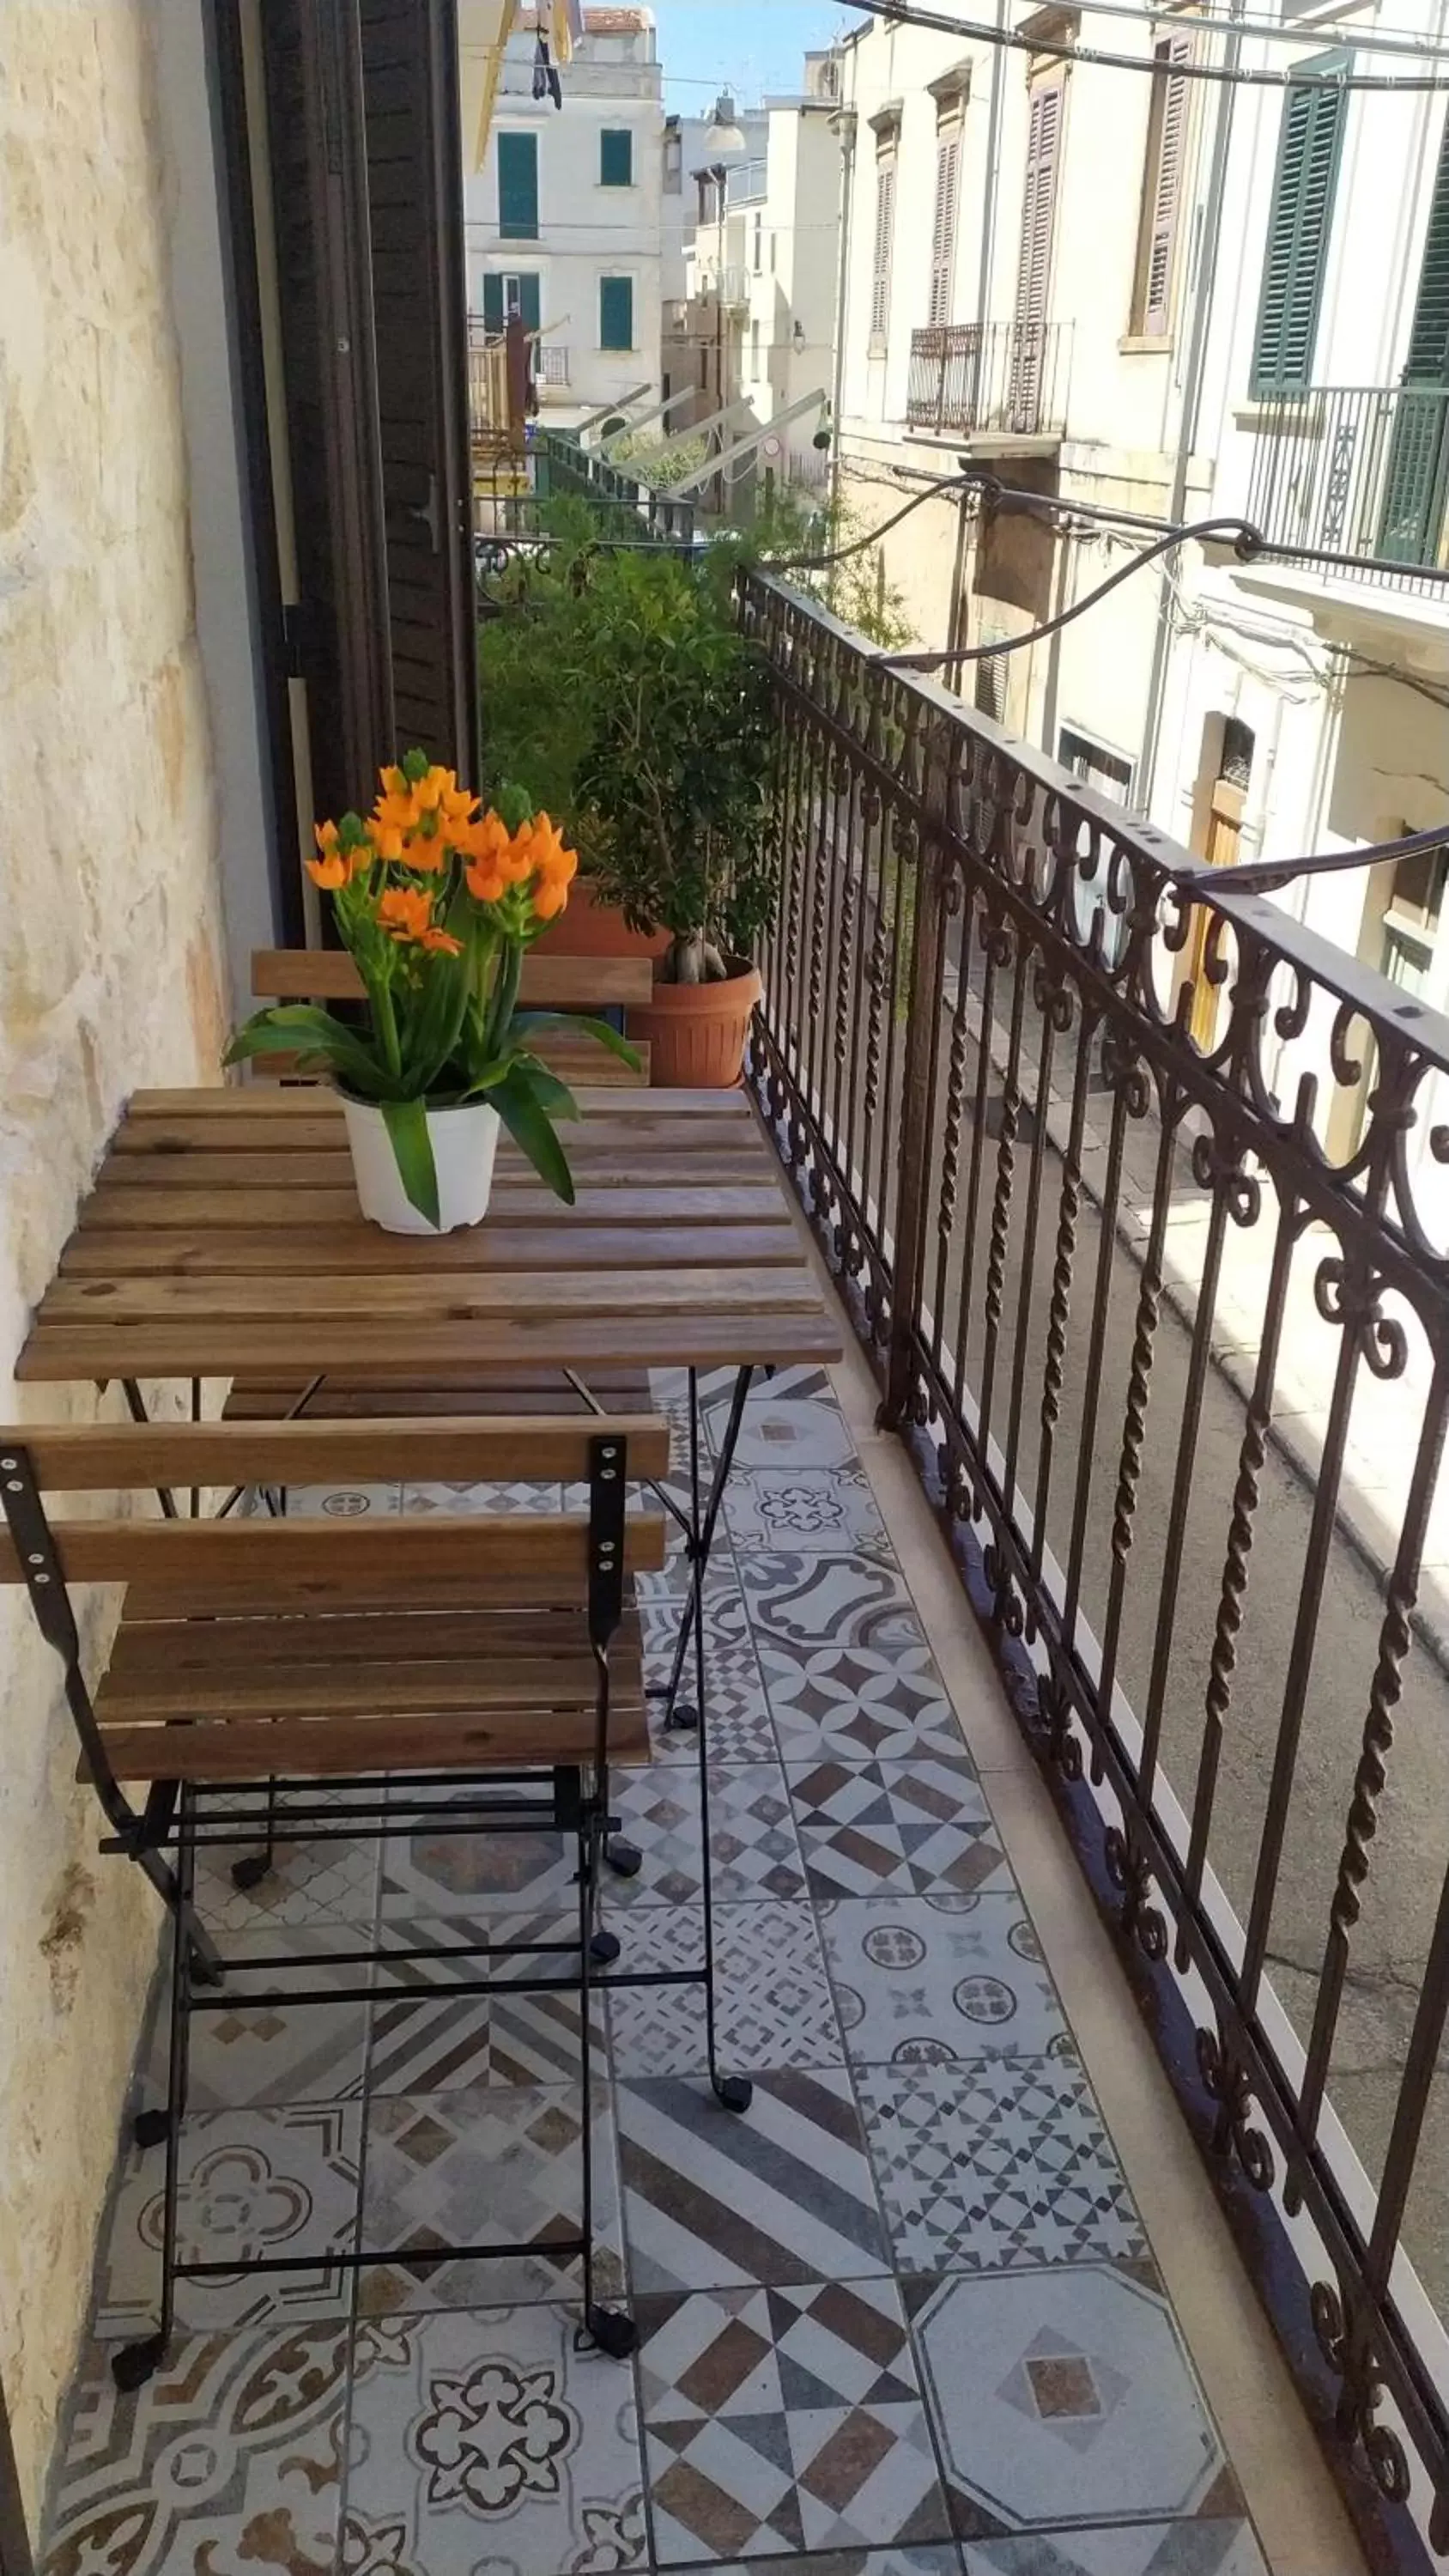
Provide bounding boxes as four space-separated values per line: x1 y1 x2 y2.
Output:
3 1369 761 2394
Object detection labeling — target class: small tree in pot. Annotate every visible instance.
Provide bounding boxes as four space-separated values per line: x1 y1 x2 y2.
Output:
572 550 777 1081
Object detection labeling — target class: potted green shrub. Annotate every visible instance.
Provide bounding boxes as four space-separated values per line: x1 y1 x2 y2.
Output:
556 547 776 1084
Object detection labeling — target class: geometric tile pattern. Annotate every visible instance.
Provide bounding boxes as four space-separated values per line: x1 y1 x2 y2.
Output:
962 2526 1269 2573
909 2267 1239 2537
639 2279 949 2562
820 1894 1074 2067
789 1758 1006 1898
358 2082 624 2313
618 2070 890 2293
344 2304 646 2573
610 1763 808 1905
44 1368 1257 2576
857 2059 1146 2274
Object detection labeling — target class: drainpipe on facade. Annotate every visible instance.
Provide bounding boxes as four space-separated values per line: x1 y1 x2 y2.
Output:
828 100 858 599
1137 0 1245 817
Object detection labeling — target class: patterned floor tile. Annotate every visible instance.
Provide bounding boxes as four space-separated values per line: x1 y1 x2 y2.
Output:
639 2279 950 2562
148 1927 373 2109
726 1467 888 1554
961 2525 1267 2573
701 2557 963 2576
287 1481 402 1518
609 1764 807 1905
344 2302 646 2573
619 2071 890 2293
380 1789 577 1917
738 1550 928 1651
709 1394 860 1473
94 2105 361 2338
640 1605 779 1765
606 1900 844 2077
818 1897 1072 2069
367 1913 602 2094
858 2060 1146 2275
761 1638 972 1765
789 1760 1007 1899
701 1365 840 1454
41 2325 348 2576
195 1815 382 1937
403 1478 564 1515
358 2083 624 2314
909 2266 1240 2537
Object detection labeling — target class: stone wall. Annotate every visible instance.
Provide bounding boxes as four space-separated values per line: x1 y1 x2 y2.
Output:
0 3 230 2522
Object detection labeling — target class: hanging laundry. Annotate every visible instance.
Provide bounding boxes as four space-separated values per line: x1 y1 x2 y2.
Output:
532 27 562 108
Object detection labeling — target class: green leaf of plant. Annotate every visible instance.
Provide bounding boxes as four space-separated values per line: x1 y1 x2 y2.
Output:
491 1065 576 1205
223 1005 393 1097
380 1096 440 1226
505 1054 579 1120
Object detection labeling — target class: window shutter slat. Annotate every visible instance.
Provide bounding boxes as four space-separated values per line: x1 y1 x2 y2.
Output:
482 273 504 331
1250 59 1347 392
930 133 961 326
871 156 896 339
1015 86 1061 339
1406 122 1449 384
599 275 634 349
600 127 633 187
1143 35 1190 334
498 130 539 240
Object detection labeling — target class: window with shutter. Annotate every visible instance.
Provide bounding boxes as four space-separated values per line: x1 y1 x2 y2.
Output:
482 273 504 334
498 131 539 240
1405 119 1449 386
599 275 634 349
929 129 961 327
870 154 897 344
600 127 633 187
1249 57 1348 393
1131 33 1191 335
1379 122 1449 556
1013 82 1063 421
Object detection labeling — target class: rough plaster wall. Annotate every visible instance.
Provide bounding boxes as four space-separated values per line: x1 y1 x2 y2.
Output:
0 3 229 2522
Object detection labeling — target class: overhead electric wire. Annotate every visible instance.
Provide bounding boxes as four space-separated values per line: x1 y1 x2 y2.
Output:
842 0 1449 90
876 514 1264 667
854 0 1449 61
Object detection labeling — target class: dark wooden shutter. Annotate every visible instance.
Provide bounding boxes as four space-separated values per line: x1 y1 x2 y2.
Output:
1405 121 1449 385
361 0 478 779
1379 131 1449 559
870 155 896 340
600 126 633 186
482 272 505 332
498 130 539 237
600 276 634 349
1250 58 1348 393
258 0 393 824
929 129 961 327
1141 34 1191 335
516 272 542 333
1013 82 1062 425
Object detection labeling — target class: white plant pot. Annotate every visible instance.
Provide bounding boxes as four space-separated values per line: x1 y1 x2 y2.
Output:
341 1095 501 1234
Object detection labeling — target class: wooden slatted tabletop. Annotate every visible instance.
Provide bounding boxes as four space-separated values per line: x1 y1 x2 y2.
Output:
21 1086 844 1382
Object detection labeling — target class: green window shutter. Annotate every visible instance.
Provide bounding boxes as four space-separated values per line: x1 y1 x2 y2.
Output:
482 273 505 332
599 275 634 349
1250 58 1348 394
497 131 538 240
600 127 633 187
1405 121 1449 386
516 273 542 333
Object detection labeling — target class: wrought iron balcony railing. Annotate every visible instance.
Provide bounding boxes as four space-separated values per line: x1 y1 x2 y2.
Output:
531 427 698 544
906 319 1071 439
739 564 1449 2574
1246 381 1449 589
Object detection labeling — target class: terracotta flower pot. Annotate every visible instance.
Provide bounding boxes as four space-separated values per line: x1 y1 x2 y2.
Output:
534 878 669 962
627 964 763 1090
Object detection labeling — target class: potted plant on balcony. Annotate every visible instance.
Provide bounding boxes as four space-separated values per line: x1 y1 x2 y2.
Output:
567 550 777 1085
224 751 634 1230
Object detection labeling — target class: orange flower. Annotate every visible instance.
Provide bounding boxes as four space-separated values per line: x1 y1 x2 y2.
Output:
377 886 436 944
532 875 569 921
373 787 420 835
458 811 512 869
526 812 579 884
420 926 463 955
371 823 405 864
465 863 507 905
307 848 347 890
402 829 447 875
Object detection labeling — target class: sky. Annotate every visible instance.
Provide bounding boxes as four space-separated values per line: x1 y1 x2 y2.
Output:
652 1 858 114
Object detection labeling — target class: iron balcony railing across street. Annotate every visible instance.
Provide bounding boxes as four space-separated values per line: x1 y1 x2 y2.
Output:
739 563 1449 2575
906 319 1071 440
1246 381 1449 590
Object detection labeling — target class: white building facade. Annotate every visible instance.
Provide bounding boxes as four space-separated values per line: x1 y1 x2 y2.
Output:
464 3 664 423
828 2 1449 1068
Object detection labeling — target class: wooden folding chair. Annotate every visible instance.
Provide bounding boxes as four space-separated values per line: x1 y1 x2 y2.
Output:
244 945 653 1088
0 1413 670 2387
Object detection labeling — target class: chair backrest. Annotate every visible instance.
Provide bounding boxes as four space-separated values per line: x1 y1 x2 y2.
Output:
0 1416 669 1615
246 950 652 1087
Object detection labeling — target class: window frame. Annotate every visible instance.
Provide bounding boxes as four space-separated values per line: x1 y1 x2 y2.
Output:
496 128 539 241
929 100 966 330
599 125 634 189
1129 31 1192 337
869 143 898 350
598 272 635 351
